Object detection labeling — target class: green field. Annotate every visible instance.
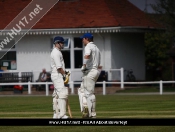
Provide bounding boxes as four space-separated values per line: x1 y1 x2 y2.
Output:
0 95 175 132
116 86 175 93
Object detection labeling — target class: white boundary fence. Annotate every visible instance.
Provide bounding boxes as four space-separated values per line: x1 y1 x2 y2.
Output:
0 68 175 96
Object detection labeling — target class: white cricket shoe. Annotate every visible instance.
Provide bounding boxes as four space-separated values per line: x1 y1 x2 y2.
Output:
53 114 57 119
91 112 96 118
61 115 69 119
57 115 69 119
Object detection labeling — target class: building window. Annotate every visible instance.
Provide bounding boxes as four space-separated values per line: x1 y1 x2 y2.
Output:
0 51 17 70
74 37 83 68
64 38 70 48
74 37 83 48
51 37 83 69
0 39 16 70
62 50 70 68
74 50 82 68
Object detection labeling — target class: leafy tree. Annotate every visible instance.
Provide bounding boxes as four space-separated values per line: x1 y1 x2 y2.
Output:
150 0 175 37
145 32 170 67
144 0 175 80
145 32 171 80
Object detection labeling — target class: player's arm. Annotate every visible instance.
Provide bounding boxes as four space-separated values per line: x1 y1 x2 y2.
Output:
53 52 65 74
58 68 65 75
81 46 91 72
98 51 102 69
83 55 90 68
81 55 89 72
83 46 91 66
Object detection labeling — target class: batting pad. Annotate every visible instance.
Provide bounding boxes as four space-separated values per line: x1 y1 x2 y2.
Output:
58 87 68 99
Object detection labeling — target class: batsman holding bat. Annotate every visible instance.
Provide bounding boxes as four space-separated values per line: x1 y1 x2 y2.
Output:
50 36 70 119
78 33 102 118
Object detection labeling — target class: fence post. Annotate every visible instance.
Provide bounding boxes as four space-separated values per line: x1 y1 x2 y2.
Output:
70 81 74 94
160 80 163 95
46 82 49 96
28 81 31 94
121 67 124 89
103 81 106 95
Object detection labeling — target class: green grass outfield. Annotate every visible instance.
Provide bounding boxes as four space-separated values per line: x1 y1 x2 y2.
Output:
116 86 175 93
0 95 175 132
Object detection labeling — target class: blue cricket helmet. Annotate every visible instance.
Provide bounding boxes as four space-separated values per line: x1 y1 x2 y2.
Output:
53 36 64 44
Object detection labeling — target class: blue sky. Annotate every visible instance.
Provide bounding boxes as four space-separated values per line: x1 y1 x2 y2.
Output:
128 0 157 13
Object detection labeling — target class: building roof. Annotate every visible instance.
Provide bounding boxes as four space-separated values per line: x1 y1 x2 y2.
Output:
0 0 161 35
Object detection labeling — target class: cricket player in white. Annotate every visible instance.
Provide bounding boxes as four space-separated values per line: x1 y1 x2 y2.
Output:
50 36 68 119
78 33 101 118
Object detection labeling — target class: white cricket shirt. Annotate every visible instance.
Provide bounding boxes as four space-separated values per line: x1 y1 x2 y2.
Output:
84 42 101 70
50 47 65 74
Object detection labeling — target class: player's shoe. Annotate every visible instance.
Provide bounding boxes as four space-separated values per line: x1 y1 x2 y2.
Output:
53 114 57 119
57 115 69 119
61 115 69 119
82 106 89 118
91 112 96 118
